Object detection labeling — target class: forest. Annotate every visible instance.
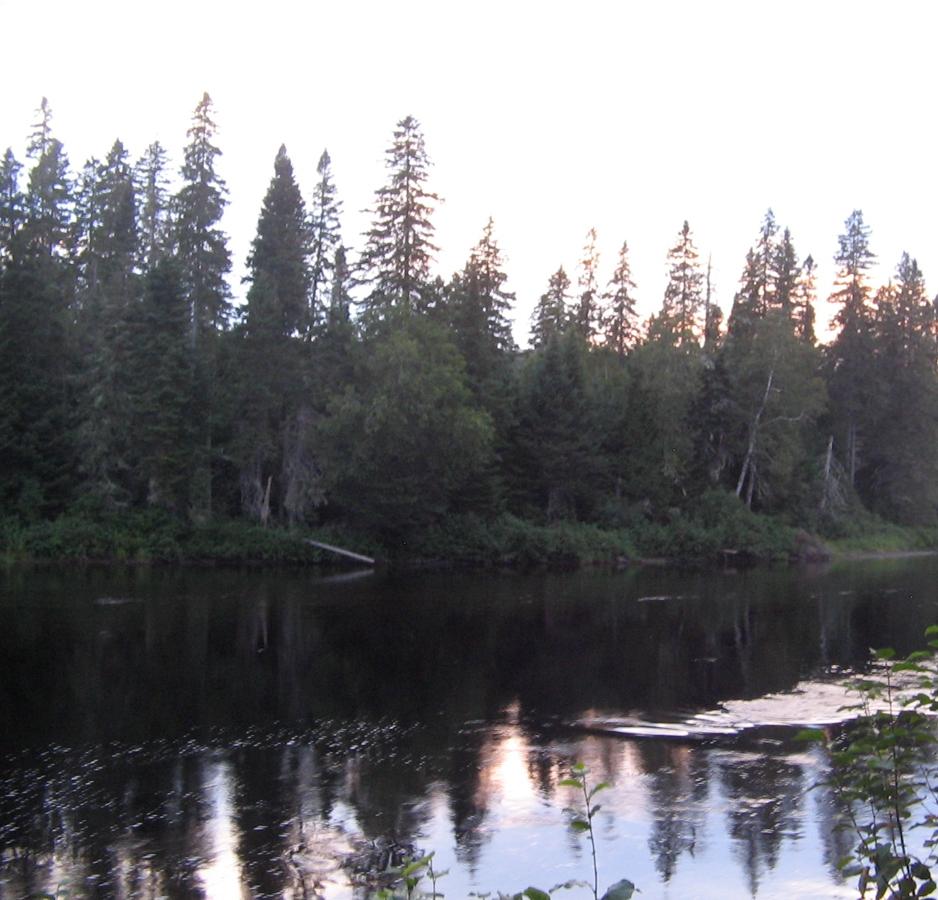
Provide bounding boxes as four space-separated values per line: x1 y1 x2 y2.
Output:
1 94 936 564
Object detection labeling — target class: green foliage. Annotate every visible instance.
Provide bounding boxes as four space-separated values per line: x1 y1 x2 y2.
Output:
800 629 938 899
407 513 635 568
630 489 797 563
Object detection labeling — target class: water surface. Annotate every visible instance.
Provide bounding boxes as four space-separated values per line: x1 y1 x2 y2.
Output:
1 558 937 898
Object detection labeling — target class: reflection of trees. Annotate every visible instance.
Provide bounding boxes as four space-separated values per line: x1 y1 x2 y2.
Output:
718 753 804 895
637 742 709 881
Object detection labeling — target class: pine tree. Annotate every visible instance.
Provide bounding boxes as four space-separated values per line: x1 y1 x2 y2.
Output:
358 115 440 325
573 227 600 340
655 220 704 346
135 141 171 272
530 266 570 348
601 240 640 353
308 148 342 337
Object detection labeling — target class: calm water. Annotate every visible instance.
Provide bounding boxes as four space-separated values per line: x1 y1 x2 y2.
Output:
2 558 938 899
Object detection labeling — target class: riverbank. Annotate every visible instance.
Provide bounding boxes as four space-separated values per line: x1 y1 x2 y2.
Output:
3 498 936 570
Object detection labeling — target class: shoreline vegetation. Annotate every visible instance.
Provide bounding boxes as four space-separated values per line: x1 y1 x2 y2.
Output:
3 500 937 570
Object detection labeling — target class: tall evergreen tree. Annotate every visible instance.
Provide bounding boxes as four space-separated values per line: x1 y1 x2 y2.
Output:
863 255 938 521
245 144 310 336
235 145 316 524
0 149 24 260
135 141 171 272
825 209 876 487
530 266 571 348
74 140 140 505
130 261 196 513
573 227 600 340
172 92 232 518
653 220 704 346
307 148 342 337
601 240 640 353
794 254 817 343
447 217 516 392
358 115 440 325
173 92 232 345
24 98 72 259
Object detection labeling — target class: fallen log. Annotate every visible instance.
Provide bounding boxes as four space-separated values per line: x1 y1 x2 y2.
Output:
304 539 376 566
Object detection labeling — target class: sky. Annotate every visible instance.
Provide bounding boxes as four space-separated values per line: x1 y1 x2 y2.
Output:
2 0 937 345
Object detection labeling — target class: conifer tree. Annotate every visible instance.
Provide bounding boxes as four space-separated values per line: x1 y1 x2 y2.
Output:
530 266 571 348
654 220 704 346
131 261 196 513
794 255 817 343
447 217 515 394
863 254 938 521
308 148 342 336
172 92 232 518
245 144 310 336
358 115 440 325
74 140 140 505
773 227 799 317
235 145 315 523
0 149 24 260
24 98 72 259
826 209 877 487
135 141 171 272
601 240 640 353
173 92 231 346
573 227 600 340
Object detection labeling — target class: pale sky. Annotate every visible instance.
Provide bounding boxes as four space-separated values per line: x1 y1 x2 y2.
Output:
3 0 936 345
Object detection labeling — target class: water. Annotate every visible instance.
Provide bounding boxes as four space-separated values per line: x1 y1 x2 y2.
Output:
1 558 937 898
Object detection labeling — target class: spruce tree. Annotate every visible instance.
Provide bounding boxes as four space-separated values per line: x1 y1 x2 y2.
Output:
358 115 440 326
825 209 876 488
73 141 140 505
135 141 171 272
308 148 342 337
601 240 640 353
447 217 516 394
573 227 600 341
530 266 571 348
171 93 232 518
235 145 315 523
864 254 938 521
173 92 232 346
794 255 817 343
655 220 704 346
131 261 196 513
24 98 72 259
245 144 310 336
0 149 24 260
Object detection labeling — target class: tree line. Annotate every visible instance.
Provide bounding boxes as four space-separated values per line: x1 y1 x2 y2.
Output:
2 94 936 549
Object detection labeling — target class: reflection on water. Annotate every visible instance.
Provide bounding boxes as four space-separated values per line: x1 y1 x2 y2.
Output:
1 559 937 897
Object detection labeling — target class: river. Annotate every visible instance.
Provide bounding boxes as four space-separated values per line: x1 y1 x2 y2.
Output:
1 557 937 899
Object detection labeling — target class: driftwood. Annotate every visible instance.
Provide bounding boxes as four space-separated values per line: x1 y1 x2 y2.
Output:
304 539 376 566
